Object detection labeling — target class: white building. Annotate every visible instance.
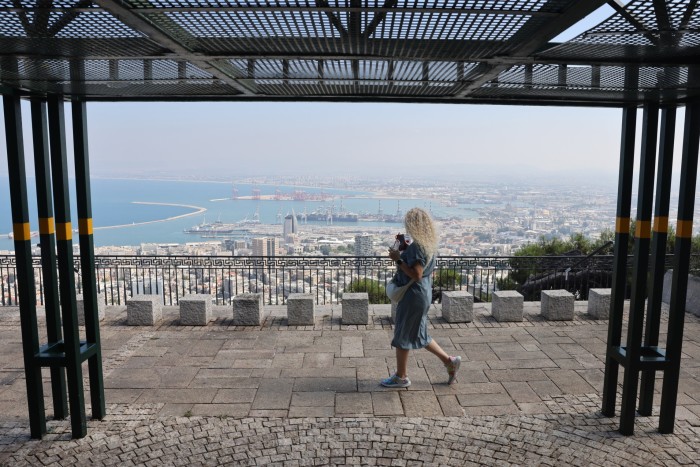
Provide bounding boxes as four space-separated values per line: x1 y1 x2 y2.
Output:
283 210 299 244
354 233 373 256
252 237 267 256
267 237 279 257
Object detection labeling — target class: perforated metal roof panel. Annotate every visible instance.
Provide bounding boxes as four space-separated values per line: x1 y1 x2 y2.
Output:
0 0 698 106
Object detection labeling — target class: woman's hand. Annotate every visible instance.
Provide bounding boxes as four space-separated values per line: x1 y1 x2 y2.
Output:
389 248 423 280
388 248 401 262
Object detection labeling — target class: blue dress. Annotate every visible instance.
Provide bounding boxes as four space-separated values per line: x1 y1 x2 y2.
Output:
391 242 435 350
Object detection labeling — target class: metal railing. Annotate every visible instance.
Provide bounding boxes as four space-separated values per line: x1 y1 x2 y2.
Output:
1 254 697 307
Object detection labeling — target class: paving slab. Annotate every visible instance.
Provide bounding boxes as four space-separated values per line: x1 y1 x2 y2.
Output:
212 388 257 404
400 391 443 416
437 395 465 416
371 392 404 416
291 391 335 407
293 377 357 393
251 380 293 410
335 393 373 415
1 302 700 466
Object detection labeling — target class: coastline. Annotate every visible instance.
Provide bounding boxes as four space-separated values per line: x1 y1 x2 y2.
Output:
3 201 207 239
93 202 207 230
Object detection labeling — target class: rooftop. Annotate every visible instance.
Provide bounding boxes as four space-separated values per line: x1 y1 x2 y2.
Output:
1 1 699 106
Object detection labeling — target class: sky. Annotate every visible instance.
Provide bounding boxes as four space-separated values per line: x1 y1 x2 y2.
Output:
1 100 629 184
2 0 683 189
79 102 625 184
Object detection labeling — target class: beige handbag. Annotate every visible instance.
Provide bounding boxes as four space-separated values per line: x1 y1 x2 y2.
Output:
386 278 416 303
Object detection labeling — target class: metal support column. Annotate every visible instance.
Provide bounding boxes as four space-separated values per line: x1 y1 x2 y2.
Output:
3 93 46 439
659 98 700 434
72 98 106 420
619 101 659 435
48 95 86 438
30 97 68 420
639 105 676 415
602 104 637 417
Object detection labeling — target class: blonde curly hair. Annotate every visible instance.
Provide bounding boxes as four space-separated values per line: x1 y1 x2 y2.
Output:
404 207 438 261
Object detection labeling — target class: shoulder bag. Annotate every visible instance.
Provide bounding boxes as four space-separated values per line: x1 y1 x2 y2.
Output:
386 277 416 303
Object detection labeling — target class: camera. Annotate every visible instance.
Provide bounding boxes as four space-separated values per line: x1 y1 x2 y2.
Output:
394 233 410 251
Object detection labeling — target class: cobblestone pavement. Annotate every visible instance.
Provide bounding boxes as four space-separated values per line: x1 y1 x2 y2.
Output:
1 303 700 466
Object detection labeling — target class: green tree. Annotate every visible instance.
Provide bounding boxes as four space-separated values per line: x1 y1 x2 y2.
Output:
596 228 615 250
336 244 355 254
496 276 518 291
434 268 462 290
509 232 615 299
345 278 390 304
568 232 592 253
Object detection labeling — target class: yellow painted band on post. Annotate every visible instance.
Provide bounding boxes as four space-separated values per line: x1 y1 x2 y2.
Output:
615 217 630 234
677 220 693 238
12 222 30 241
78 218 93 235
635 220 651 239
39 217 55 235
653 216 668 233
56 222 72 241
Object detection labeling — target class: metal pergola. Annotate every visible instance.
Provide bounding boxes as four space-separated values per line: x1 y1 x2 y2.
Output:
1 0 699 439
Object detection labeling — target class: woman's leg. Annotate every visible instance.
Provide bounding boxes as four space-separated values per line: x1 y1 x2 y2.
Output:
424 339 451 364
396 348 410 378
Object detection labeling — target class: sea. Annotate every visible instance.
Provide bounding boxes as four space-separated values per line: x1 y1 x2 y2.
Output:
0 178 480 250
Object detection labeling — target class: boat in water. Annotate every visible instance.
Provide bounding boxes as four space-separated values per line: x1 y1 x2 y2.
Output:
305 205 359 223
184 217 236 234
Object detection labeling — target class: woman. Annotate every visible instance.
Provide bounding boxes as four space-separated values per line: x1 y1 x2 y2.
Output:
382 207 461 388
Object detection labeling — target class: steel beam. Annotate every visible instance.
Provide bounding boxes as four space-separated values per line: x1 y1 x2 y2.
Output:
32 0 53 35
0 6 558 16
92 0 256 96
30 97 68 421
2 51 696 69
315 0 348 38
48 95 86 439
638 105 676 416
9 0 31 34
362 0 398 39
457 0 607 97
652 0 671 31
46 0 93 37
680 0 698 29
659 97 700 434
619 101 659 435
3 93 46 439
606 0 660 45
602 102 637 417
72 99 106 420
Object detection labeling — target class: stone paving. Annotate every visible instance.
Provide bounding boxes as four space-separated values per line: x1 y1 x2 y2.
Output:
1 302 699 466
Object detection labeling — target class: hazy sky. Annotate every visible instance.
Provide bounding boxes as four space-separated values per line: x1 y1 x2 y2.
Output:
0 100 629 181
81 102 624 182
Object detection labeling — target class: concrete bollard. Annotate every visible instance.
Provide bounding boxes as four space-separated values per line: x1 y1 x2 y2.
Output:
342 293 369 325
179 294 212 326
492 290 523 322
587 288 611 319
127 294 162 326
76 293 105 325
541 289 574 321
232 293 263 325
441 291 474 323
287 293 315 326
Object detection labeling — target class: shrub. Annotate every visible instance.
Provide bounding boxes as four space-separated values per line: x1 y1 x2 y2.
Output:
345 278 390 304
